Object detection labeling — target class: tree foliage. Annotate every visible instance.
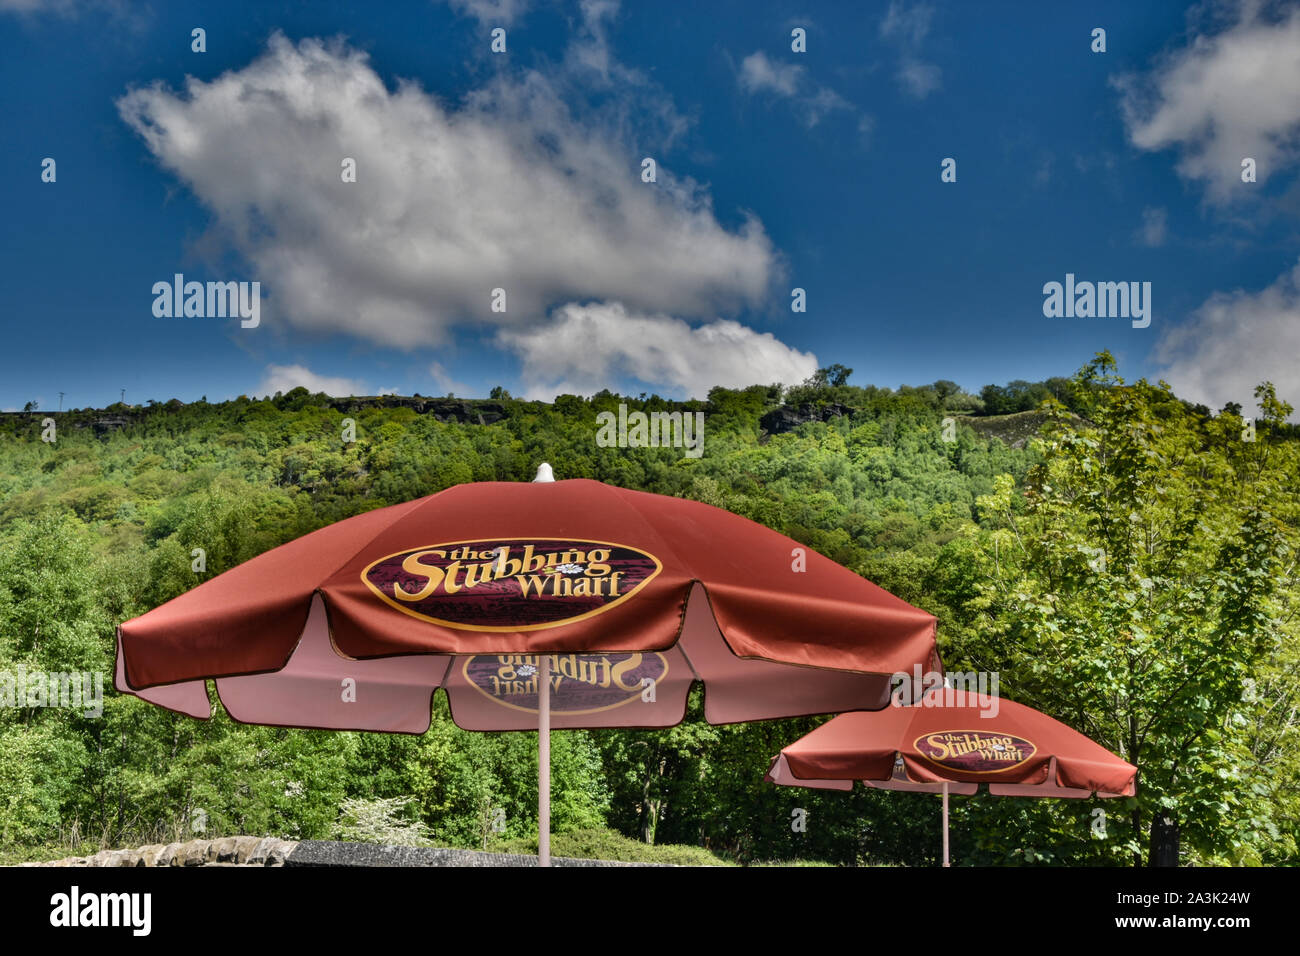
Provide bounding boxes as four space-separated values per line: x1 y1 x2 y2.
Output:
0 359 1294 865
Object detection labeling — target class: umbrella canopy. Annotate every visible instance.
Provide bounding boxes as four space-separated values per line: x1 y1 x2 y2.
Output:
116 477 939 731
768 696 1136 796
115 472 941 864
766 695 1136 864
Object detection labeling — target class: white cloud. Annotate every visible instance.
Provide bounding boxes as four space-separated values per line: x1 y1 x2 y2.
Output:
560 1 691 148
118 34 778 354
1139 206 1168 247
857 115 876 148
0 0 73 11
498 300 818 400
880 1 941 99
429 360 470 395
1034 154 1053 186
897 59 941 99
737 50 855 128
880 0 933 47
739 51 804 97
255 364 367 398
1117 2 1300 202
1152 259 1300 419
0 0 127 14
441 0 529 27
567 0 631 84
802 87 853 127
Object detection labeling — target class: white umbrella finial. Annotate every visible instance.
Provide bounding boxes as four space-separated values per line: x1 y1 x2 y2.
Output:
533 462 555 483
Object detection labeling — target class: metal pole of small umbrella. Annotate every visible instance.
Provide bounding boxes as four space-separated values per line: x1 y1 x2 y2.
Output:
941 781 950 867
538 653 551 867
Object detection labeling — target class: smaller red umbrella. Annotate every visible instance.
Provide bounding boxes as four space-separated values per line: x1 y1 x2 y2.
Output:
766 694 1136 866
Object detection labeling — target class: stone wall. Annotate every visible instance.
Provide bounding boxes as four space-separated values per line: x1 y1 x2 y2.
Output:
20 836 297 867
19 837 665 867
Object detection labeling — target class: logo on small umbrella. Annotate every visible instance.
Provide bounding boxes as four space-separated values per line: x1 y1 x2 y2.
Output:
914 730 1037 774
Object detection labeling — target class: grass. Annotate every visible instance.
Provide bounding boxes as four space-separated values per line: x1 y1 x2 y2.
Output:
491 828 736 866
0 841 102 866
751 858 837 867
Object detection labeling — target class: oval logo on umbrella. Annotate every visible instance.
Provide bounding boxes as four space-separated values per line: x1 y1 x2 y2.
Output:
463 652 669 714
914 730 1037 774
361 538 662 631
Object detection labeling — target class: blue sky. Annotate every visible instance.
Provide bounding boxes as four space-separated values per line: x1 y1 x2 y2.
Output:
2 0 1299 412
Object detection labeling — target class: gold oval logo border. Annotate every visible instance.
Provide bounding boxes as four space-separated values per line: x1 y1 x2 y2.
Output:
461 652 671 716
912 729 1038 775
360 537 664 632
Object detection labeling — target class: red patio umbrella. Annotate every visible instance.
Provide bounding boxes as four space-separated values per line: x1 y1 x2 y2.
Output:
116 466 940 864
766 693 1136 866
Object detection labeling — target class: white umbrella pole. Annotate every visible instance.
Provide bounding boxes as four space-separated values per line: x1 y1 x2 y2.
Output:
531 463 556 868
941 781 950 868
538 654 551 867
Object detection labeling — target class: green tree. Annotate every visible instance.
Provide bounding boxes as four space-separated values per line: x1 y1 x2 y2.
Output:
951 354 1295 865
